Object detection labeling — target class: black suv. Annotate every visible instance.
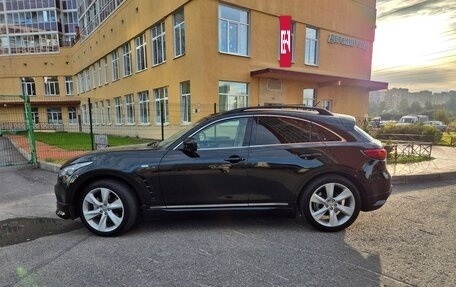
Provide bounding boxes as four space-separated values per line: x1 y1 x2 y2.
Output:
55 106 391 236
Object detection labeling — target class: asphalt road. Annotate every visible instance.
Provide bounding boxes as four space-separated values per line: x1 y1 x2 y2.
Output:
0 167 455 287
0 137 28 167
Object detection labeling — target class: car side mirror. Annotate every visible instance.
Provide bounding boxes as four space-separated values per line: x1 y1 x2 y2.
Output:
181 138 199 157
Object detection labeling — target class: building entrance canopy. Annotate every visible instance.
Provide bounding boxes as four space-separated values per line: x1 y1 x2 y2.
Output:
251 68 388 91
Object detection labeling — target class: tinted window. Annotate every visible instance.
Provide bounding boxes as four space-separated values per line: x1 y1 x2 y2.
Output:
194 118 249 148
253 116 340 145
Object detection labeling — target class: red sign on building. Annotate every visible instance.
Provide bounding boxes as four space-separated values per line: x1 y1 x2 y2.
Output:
279 16 292 67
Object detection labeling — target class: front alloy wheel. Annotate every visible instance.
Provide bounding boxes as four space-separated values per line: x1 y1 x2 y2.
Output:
301 175 360 232
80 180 137 236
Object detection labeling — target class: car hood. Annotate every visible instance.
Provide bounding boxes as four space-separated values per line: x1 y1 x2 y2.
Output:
61 143 168 169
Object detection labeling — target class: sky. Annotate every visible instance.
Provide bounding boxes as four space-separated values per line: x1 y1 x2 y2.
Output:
372 0 456 92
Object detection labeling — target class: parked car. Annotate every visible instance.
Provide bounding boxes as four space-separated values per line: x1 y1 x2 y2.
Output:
424 120 447 132
55 105 392 236
397 114 429 125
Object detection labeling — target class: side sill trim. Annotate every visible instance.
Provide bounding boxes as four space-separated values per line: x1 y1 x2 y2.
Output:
148 203 289 210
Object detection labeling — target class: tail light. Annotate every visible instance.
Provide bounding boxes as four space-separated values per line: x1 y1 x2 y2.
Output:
363 148 387 160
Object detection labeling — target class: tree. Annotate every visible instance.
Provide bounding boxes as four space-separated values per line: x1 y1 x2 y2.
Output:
434 110 450 124
409 101 422 114
424 100 433 111
398 98 409 114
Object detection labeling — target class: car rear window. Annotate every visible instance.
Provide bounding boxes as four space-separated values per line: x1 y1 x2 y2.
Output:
354 125 377 142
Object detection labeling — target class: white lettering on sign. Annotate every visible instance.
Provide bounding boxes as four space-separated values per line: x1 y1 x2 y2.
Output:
281 30 291 54
328 33 369 50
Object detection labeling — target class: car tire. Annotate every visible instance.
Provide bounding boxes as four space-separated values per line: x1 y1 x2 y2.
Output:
300 175 361 232
79 180 138 236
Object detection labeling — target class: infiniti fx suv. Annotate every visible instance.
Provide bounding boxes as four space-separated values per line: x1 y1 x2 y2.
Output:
55 106 392 236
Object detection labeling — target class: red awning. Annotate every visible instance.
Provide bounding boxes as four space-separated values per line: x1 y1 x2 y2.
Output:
251 68 388 91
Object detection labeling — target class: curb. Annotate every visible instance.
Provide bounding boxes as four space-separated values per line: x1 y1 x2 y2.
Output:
392 171 456 185
38 161 61 173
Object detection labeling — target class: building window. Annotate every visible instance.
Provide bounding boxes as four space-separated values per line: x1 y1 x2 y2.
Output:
322 99 332 111
85 69 91 90
180 81 191 124
77 73 84 93
68 107 77 125
44 76 60 96
125 94 135 125
47 107 62 124
173 10 185 57
21 77 36 96
138 91 150 124
135 34 147 72
91 65 96 89
305 27 319 65
104 57 109 84
267 79 282 91
100 101 105 125
303 89 316 107
93 102 99 124
81 104 87 125
152 22 166 66
106 99 112 124
31 107 39 124
219 4 249 56
97 61 102 87
122 42 132 77
65 76 74 95
111 50 120 81
114 96 123 124
219 81 248 112
154 87 169 124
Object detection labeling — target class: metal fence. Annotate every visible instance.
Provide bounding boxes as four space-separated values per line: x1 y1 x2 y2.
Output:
1 101 220 165
0 95 37 167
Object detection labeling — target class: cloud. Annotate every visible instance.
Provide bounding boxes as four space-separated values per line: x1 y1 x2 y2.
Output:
373 64 456 92
377 0 453 19
372 0 456 92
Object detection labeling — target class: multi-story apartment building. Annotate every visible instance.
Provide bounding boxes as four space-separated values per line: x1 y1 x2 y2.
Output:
0 0 80 128
1 0 387 139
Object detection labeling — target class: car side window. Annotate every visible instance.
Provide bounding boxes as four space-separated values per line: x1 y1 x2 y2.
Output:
253 116 340 145
193 118 249 149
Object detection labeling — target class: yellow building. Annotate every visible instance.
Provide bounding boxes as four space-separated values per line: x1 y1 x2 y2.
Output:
1 0 387 139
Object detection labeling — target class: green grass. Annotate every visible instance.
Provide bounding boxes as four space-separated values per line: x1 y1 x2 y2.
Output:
33 132 150 151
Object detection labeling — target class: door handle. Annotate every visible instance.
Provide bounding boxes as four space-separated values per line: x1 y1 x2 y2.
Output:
299 153 322 160
224 155 245 163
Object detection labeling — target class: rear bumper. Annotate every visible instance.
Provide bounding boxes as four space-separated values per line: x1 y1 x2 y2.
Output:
362 187 392 211
361 170 392 211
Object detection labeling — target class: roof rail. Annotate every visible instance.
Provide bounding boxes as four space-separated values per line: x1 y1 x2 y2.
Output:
225 105 334 116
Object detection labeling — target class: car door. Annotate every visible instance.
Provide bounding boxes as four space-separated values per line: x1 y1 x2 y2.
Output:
246 115 340 205
158 116 252 206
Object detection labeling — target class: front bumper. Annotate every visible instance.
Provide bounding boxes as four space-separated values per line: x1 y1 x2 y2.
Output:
55 182 78 219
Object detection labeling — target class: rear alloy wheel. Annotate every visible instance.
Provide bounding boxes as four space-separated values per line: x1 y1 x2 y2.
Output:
300 175 360 232
80 180 138 236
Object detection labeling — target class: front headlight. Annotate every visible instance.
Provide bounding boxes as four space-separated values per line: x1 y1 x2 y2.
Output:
59 161 93 184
